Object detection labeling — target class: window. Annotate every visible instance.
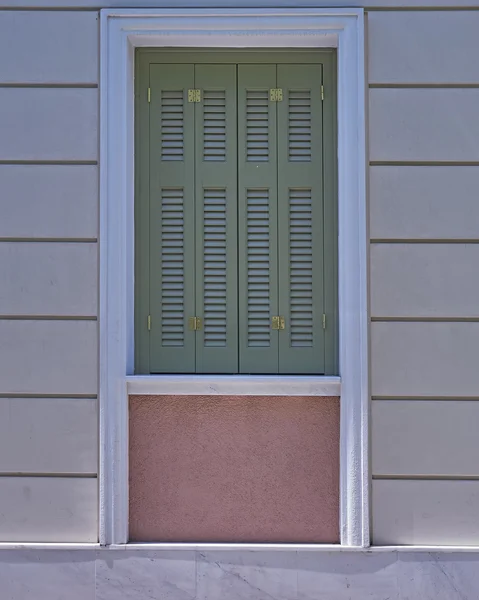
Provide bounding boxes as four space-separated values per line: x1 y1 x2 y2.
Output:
102 8 367 546
135 50 337 375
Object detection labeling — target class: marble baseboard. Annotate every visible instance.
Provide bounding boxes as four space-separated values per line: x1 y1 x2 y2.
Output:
1 549 479 599
0 550 95 600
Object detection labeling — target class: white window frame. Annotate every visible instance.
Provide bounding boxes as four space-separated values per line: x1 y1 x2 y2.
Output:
100 7 368 547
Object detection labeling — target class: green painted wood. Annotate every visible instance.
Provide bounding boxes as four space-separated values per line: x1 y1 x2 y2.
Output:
135 51 338 376
238 65 279 374
194 64 238 373
149 64 196 373
277 64 325 374
137 49 333 65
134 52 151 374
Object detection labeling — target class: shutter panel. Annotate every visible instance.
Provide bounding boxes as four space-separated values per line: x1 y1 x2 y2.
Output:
245 89 270 162
149 64 196 373
195 65 238 373
277 64 325 374
245 188 273 349
160 90 185 161
238 65 279 374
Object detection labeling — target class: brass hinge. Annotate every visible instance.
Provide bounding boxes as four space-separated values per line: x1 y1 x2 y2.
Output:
272 316 285 330
147 87 151 103
321 85 324 101
188 89 201 103
147 315 151 331
269 88 283 102
322 314 326 330
188 316 202 330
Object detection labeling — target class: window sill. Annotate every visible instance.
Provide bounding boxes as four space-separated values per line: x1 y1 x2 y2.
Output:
126 375 341 397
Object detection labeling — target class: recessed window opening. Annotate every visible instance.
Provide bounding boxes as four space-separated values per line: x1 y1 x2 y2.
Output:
135 49 338 375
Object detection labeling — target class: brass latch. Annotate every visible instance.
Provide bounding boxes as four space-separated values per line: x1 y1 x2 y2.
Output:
271 316 285 330
188 316 202 330
269 88 283 102
188 89 201 103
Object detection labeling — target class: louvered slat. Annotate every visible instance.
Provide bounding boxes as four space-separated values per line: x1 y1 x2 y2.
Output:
246 90 269 162
161 90 184 161
288 90 312 162
289 189 313 347
247 189 271 347
203 188 227 347
161 188 185 346
203 90 226 162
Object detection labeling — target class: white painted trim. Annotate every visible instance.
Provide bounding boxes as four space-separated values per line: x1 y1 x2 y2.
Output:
3 543 479 554
109 543 479 553
127 375 341 397
116 543 344 551
100 7 368 547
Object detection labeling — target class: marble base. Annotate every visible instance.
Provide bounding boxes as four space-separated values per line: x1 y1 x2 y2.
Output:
1 549 479 599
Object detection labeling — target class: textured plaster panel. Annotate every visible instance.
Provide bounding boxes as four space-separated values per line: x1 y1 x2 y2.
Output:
369 166 479 240
372 400 479 476
0 242 97 316
371 322 479 397
373 480 479 546
0 88 97 161
0 320 97 395
0 477 98 542
368 12 479 84
369 89 479 162
0 11 98 83
371 244 479 317
129 395 340 543
0 165 98 239
0 398 97 474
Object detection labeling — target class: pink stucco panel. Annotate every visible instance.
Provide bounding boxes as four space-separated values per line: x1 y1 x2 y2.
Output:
129 395 340 543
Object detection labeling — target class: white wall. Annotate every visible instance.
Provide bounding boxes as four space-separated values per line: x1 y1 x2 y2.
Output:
0 10 99 542
368 9 479 545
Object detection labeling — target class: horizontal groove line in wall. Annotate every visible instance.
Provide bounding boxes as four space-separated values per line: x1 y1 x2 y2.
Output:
0 4 476 12
0 472 97 478
0 160 98 166
371 317 479 323
372 396 479 401
0 315 97 321
369 83 479 89
0 238 97 243
370 238 479 244
366 6 479 11
373 474 479 481
370 161 479 167
0 6 99 11
0 394 97 399
0 83 98 89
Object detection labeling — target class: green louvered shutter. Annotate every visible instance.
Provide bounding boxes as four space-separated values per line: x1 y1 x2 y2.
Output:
144 58 328 375
149 64 196 373
238 65 279 374
277 64 325 373
194 65 238 373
